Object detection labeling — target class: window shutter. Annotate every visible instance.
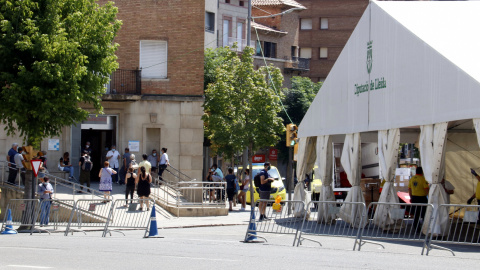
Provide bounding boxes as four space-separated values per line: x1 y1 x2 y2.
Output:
140 40 168 79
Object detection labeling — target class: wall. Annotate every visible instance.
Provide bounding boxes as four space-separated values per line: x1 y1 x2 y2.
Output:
298 0 369 81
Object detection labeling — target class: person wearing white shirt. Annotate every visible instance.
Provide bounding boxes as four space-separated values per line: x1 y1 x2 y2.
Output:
38 177 54 226
106 145 121 184
158 148 169 181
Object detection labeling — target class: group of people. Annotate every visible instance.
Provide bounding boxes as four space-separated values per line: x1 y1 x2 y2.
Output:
206 162 275 219
207 164 252 211
6 143 28 186
97 147 170 211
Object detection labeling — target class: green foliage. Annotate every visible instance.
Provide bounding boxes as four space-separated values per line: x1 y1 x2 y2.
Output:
204 46 230 90
202 45 285 159
0 0 121 147
277 76 322 162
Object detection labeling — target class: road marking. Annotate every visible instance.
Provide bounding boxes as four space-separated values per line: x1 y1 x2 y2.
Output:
0 247 58 251
160 255 239 262
7 265 52 269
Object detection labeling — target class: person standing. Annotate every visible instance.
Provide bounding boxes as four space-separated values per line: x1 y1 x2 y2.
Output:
78 151 91 193
468 169 480 224
225 168 237 211
136 166 152 211
124 167 137 206
138 154 152 174
259 162 274 221
211 164 224 201
158 148 169 181
82 141 92 156
59 152 74 180
441 178 455 204
147 149 159 180
238 169 250 211
38 177 54 226
119 148 131 185
7 143 18 185
106 145 120 184
14 147 27 186
99 161 116 202
408 167 429 230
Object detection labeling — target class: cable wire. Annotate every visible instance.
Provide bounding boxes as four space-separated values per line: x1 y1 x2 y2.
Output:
252 19 294 125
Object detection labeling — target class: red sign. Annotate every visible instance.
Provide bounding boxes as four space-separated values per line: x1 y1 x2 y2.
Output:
268 148 278 160
252 154 265 163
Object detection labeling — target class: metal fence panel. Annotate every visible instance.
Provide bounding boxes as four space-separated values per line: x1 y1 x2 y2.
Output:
30 199 76 234
102 199 155 237
1 199 41 234
295 201 367 249
426 204 480 256
357 202 435 254
244 200 305 245
65 199 114 236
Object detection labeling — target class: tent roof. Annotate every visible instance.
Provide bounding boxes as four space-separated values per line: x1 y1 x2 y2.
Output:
299 1 480 138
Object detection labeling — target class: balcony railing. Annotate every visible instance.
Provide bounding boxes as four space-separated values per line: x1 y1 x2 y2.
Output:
226 37 256 52
284 57 310 71
105 69 141 95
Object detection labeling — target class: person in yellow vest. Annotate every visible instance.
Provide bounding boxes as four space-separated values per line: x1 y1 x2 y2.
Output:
408 167 429 230
467 169 480 224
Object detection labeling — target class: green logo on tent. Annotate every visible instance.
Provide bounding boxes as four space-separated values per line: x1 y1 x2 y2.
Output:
366 40 373 74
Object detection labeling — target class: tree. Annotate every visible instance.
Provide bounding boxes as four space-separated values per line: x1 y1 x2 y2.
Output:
0 0 121 147
277 76 322 162
202 45 285 163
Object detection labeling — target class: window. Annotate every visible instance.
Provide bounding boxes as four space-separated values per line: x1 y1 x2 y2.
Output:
299 47 312 59
300 18 313 30
140 40 167 79
236 21 244 48
320 18 329 30
223 18 231 47
239 1 245 6
205 12 215 32
320 47 328 59
263 42 277 58
291 46 297 58
225 0 230 3
256 40 262 56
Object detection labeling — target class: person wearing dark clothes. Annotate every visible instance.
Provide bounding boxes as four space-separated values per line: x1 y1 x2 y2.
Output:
408 167 429 230
125 167 137 206
225 168 237 211
259 162 274 221
136 166 152 211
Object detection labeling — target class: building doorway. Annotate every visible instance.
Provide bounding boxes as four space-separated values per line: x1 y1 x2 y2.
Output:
72 115 117 181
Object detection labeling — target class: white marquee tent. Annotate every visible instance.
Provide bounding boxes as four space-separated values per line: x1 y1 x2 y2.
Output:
295 1 480 234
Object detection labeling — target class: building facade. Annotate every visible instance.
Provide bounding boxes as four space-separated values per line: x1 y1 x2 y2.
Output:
297 0 369 82
1 0 205 183
251 0 308 87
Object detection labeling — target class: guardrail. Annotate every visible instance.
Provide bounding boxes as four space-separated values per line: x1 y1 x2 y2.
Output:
65 199 113 235
296 201 367 249
1 199 47 234
425 204 480 256
357 202 436 254
102 199 155 237
244 199 305 245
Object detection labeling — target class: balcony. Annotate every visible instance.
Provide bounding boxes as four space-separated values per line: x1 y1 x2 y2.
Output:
105 69 142 95
284 57 310 72
225 37 256 52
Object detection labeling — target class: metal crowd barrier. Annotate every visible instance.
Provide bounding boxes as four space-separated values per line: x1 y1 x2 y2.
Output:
30 199 76 234
102 199 155 237
244 200 305 245
425 204 480 256
357 202 435 254
1 199 48 234
65 199 114 236
295 201 367 249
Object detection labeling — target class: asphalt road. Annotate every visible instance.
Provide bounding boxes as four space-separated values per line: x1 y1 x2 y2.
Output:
0 225 479 270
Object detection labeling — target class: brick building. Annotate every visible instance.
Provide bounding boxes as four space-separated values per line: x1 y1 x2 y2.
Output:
251 0 308 87
1 0 206 183
297 0 369 82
